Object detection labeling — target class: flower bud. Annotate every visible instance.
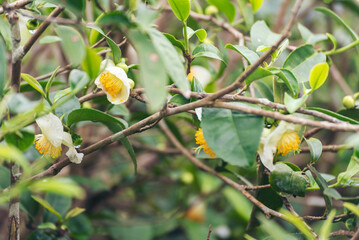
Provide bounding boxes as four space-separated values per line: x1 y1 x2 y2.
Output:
116 63 129 73
342 95 355 109
26 19 39 30
205 5 218 16
128 78 135 89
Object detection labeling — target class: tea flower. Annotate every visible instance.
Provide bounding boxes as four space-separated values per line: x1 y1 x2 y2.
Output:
95 66 131 104
195 128 216 158
258 121 301 171
35 113 84 164
190 65 211 87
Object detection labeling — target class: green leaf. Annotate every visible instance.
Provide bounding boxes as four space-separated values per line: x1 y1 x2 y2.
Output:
167 0 191 21
336 154 359 186
67 108 137 173
249 0 263 12
32 195 63 221
316 7 359 41
307 107 359 124
21 73 46 97
225 44 259 65
148 28 190 94
45 0 85 15
258 214 297 240
298 23 327 44
223 187 252 221
186 27 207 42
344 202 359 217
39 36 62 44
201 107 263 167
0 38 7 96
163 33 185 51
37 222 57 230
65 208 85 220
283 44 326 82
55 26 85 66
250 21 281 51
270 68 299 97
4 130 35 151
305 138 322 162
128 30 167 112
29 178 85 199
0 17 11 49
66 215 93 239
309 62 329 91
284 93 308 114
45 66 60 100
207 0 236 23
87 25 122 64
238 0 254 30
0 166 10 190
169 94 188 106
192 44 226 63
269 163 309 197
280 209 317 240
81 47 101 80
245 67 272 85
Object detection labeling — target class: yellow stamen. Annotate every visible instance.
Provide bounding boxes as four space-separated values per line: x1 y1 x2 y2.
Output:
187 72 194 82
35 136 62 158
195 128 216 158
99 72 124 98
277 131 301 156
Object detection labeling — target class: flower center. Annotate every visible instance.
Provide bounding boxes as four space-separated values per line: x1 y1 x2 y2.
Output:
35 135 62 158
99 72 123 98
195 128 216 158
277 131 300 156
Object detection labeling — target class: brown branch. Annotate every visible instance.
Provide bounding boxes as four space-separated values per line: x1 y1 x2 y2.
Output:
35 64 71 81
304 127 322 138
244 184 271 190
207 225 212 240
329 230 355 238
351 228 359 240
22 6 64 55
304 213 354 222
301 144 348 153
0 0 32 14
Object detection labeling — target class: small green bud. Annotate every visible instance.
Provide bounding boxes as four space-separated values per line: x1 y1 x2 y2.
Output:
128 78 135 89
205 5 218 16
26 19 39 30
342 95 355 109
354 92 359 100
116 63 129 73
345 217 356 230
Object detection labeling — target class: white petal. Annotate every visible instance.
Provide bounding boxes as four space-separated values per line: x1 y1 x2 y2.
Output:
62 132 74 147
100 59 115 71
66 147 84 164
36 113 64 147
191 65 211 87
195 108 202 121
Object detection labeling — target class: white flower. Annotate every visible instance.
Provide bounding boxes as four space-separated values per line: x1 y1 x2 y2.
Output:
95 66 131 104
35 113 84 164
191 65 211 87
258 121 301 171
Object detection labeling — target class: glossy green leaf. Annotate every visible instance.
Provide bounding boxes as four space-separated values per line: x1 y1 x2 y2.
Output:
45 66 60 100
29 178 85 199
316 7 359 40
186 27 207 42
21 73 46 97
65 207 85 220
208 0 236 22
307 107 359 124
201 107 263 167
238 0 254 30
169 94 188 106
309 62 329 91
192 44 226 63
4 130 35 151
337 109 359 122
245 67 272 85
167 0 191 21
81 47 101 80
39 36 62 44
344 202 359 217
223 187 252 221
67 108 137 173
66 214 93 239
269 163 309 197
249 0 263 12
128 30 167 112
225 44 259 65
55 26 85 66
250 21 281 51
163 33 185 51
270 68 299 97
148 28 190 94
45 0 85 15
326 33 337 52
37 222 57 230
283 44 326 82
87 25 122 64
305 138 322 162
0 38 6 96
32 195 63 221
284 93 308 114
0 166 10 190
43 193 71 223
258 215 297 240
336 154 359 186
298 23 327 44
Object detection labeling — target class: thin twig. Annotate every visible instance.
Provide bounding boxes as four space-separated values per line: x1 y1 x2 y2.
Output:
351 228 359 240
301 144 348 152
207 225 212 240
330 230 355 238
0 0 32 14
